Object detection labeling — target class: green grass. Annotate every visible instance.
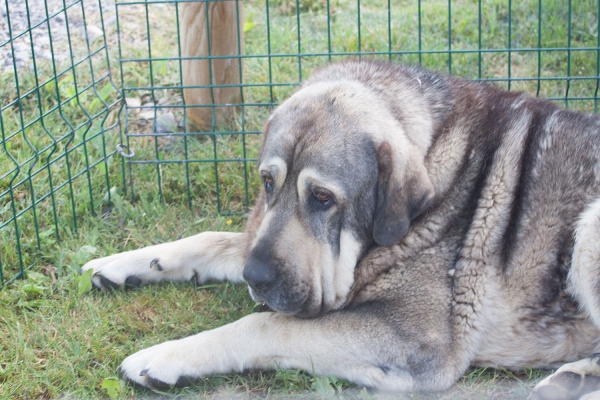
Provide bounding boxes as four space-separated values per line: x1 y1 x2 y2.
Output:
0 0 596 397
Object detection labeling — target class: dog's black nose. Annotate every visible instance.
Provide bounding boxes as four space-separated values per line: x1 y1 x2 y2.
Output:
243 254 277 289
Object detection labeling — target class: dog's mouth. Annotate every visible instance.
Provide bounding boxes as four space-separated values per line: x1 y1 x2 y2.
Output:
247 286 265 305
247 284 321 318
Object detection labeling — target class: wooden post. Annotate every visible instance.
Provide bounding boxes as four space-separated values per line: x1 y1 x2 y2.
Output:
180 1 243 131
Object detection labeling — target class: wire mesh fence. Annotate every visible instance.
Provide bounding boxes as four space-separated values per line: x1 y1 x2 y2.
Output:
1 0 599 287
1 0 122 287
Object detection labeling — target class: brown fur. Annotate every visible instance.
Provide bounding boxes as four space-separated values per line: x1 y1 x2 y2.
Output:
83 61 600 398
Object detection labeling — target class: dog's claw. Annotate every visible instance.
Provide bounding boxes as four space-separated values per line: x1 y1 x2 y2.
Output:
139 369 149 376
149 258 163 271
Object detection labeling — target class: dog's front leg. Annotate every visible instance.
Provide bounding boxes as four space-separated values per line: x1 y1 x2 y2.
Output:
119 310 457 392
80 232 246 290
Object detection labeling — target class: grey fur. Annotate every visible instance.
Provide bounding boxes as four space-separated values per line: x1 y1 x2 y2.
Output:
82 61 600 397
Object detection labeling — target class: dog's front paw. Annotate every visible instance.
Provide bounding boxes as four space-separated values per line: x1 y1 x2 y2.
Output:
80 250 167 291
528 354 600 400
120 341 195 389
119 331 229 390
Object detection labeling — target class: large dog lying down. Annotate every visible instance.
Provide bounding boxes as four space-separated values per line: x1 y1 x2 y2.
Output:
82 61 600 399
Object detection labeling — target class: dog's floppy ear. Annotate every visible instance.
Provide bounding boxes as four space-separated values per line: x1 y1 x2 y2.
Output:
373 142 434 247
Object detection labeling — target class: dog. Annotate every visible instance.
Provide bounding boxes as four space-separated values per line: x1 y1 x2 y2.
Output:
81 61 600 399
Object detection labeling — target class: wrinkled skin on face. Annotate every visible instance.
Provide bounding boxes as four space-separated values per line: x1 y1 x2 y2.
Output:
242 80 433 317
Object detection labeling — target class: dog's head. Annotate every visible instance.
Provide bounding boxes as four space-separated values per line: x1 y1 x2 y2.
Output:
244 78 434 317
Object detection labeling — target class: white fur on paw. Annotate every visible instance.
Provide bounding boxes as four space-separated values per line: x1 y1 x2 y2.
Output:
78 240 199 291
80 250 160 290
528 355 600 400
120 341 188 389
119 330 232 390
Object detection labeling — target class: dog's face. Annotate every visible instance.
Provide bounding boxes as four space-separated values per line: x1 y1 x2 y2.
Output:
243 80 434 317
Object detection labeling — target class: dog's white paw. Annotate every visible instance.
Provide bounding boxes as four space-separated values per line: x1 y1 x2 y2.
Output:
80 249 171 291
528 354 600 400
119 330 232 390
120 341 193 389
78 232 245 291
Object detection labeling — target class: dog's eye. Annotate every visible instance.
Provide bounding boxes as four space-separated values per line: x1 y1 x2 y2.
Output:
262 174 274 192
315 192 330 203
311 188 334 209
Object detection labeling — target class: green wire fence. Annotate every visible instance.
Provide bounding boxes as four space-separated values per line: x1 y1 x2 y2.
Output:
1 0 599 287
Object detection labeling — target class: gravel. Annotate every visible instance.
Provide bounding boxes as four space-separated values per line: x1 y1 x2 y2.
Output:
2 0 185 133
0 0 115 72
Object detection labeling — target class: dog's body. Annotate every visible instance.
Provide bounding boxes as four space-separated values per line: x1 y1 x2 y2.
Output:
82 61 600 398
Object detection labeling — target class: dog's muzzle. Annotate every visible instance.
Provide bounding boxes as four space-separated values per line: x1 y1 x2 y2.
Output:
243 252 314 316
243 253 277 291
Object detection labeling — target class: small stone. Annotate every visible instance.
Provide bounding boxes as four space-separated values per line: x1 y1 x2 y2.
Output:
104 16 116 26
141 93 154 105
14 50 30 62
139 110 155 120
157 96 170 105
125 97 141 107
156 112 177 133
38 50 52 60
35 36 50 46
85 25 104 43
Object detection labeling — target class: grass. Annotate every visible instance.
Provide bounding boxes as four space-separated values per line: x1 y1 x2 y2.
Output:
1 0 597 397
